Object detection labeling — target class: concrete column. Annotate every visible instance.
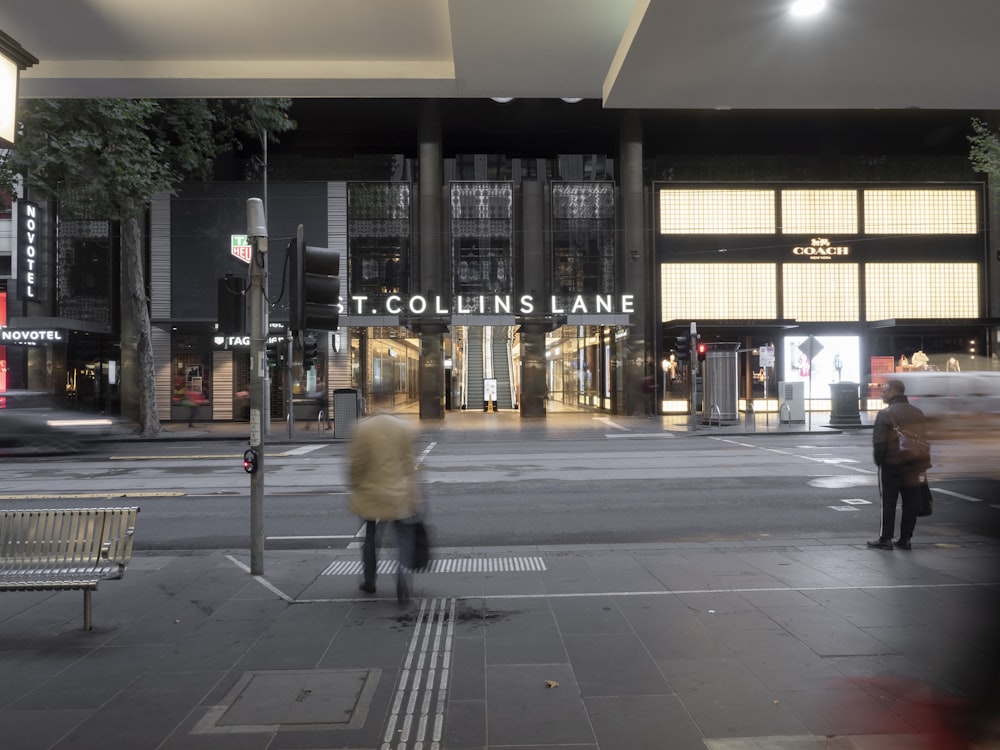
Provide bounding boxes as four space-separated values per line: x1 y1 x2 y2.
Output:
419 325 445 420
519 180 548 417
418 101 446 419
418 101 443 297
620 110 651 416
520 324 548 418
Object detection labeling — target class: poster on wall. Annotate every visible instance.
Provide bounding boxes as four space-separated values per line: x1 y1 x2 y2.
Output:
782 335 860 386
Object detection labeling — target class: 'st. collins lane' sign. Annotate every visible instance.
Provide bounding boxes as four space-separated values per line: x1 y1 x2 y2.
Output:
343 293 635 316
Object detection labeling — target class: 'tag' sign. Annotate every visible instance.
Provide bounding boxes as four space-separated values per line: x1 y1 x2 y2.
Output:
231 235 252 264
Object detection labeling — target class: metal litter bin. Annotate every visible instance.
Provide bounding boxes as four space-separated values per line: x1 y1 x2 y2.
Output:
701 342 740 425
333 388 362 439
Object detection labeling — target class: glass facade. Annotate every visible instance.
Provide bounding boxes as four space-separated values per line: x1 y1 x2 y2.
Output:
450 182 514 299
551 182 616 306
865 263 979 320
660 264 777 320
347 182 411 308
659 189 776 234
783 263 860 322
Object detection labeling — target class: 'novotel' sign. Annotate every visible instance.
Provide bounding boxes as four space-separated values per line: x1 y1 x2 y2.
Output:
0 328 65 343
17 200 41 300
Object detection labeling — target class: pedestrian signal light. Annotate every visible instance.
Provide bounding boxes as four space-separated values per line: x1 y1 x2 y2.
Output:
243 448 259 474
302 337 318 372
266 340 281 368
674 336 689 363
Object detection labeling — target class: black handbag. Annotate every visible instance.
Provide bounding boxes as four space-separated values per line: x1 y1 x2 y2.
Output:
917 481 934 517
403 516 430 570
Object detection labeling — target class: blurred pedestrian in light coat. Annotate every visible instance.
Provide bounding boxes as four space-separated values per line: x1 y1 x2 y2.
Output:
348 413 419 602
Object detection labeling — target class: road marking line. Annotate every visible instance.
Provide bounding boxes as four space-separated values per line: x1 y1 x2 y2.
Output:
606 432 676 439
0 491 184 500
933 487 984 503
829 506 860 512
267 535 356 541
709 438 873 474
417 442 437 463
284 445 325 455
841 498 871 505
109 453 291 461
594 416 629 431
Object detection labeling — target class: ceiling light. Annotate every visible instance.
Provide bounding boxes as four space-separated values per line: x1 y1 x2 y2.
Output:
490 97 514 104
790 0 826 18
560 98 583 104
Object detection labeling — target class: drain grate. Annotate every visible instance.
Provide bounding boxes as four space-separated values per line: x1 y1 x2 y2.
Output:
322 556 547 576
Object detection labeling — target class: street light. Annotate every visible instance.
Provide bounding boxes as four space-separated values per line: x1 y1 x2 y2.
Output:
0 30 38 147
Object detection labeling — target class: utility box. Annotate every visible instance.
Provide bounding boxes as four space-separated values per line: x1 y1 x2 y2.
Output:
333 388 361 439
701 342 740 424
778 381 805 422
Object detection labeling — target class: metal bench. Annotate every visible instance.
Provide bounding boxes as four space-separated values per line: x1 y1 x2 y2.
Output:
0 507 140 631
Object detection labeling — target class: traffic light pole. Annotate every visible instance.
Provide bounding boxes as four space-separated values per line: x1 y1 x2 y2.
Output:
689 321 698 431
286 329 294 439
247 199 267 575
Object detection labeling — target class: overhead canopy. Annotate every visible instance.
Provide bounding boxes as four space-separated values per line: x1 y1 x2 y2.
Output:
1 0 997 109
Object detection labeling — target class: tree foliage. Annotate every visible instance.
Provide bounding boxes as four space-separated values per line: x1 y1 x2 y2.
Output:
969 118 1000 178
7 98 295 435
8 98 294 214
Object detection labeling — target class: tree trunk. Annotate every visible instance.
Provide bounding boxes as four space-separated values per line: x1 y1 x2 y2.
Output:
121 198 160 436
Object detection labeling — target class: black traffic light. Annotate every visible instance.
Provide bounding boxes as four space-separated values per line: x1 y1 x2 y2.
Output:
302 337 318 372
266 339 281 369
697 338 707 362
243 448 259 474
217 274 246 335
290 224 340 332
674 335 689 363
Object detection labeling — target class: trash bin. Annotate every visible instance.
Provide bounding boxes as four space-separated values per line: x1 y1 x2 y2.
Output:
829 382 861 427
333 388 361 439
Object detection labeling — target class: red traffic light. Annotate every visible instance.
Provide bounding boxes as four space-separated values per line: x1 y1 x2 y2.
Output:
697 342 707 360
243 448 259 474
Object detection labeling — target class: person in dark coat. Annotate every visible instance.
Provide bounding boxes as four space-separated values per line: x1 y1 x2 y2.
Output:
868 378 931 550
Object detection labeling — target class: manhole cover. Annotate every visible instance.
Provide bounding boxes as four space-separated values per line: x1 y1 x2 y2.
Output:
194 668 380 734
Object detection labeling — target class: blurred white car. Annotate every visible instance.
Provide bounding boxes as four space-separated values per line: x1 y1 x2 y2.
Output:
0 408 112 456
894 371 1000 479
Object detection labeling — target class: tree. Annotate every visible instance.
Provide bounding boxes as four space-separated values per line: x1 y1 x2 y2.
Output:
7 98 294 436
969 118 1000 177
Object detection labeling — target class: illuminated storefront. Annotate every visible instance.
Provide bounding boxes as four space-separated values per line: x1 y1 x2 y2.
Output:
656 183 989 414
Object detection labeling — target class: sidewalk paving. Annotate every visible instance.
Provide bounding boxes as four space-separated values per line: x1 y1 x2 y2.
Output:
2 536 998 749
